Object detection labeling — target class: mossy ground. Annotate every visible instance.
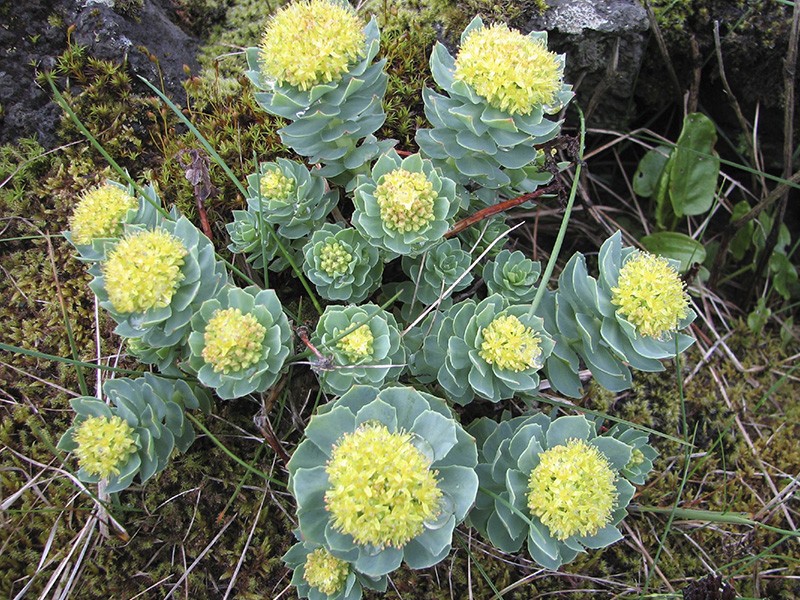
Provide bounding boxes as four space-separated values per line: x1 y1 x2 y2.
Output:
1 0 798 598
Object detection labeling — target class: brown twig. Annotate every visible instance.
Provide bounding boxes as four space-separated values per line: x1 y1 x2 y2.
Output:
444 182 561 238
254 376 291 464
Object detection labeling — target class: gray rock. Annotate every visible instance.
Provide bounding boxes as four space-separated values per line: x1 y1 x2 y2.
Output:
0 0 200 147
522 0 650 129
73 0 200 102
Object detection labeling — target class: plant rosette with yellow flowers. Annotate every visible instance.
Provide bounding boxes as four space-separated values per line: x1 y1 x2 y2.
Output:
540 231 696 397
185 285 292 400
58 374 210 493
468 413 652 569
283 537 388 600
287 385 479 578
88 216 228 349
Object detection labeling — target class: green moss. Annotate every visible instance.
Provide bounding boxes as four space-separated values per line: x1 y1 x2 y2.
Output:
428 0 547 39
649 0 788 39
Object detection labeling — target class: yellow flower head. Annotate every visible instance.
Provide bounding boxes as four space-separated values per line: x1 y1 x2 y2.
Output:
259 0 366 91
478 314 543 372
611 252 689 338
374 169 437 233
69 184 138 245
319 241 352 277
259 169 295 201
303 548 350 596
202 307 267 374
336 324 374 363
527 439 617 540
73 415 137 479
454 24 562 115
325 423 443 548
102 229 188 314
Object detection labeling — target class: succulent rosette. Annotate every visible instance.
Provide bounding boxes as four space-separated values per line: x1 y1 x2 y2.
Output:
185 285 292 399
245 159 338 240
57 374 210 493
88 216 228 349
469 413 649 569
283 538 387 600
457 213 511 260
126 337 183 374
352 150 459 258
540 231 695 397
400 237 474 307
287 385 479 577
64 180 162 262
245 0 394 184
311 304 405 396
302 223 384 303
226 207 281 270
482 249 541 303
604 423 658 485
409 294 554 405
416 16 572 191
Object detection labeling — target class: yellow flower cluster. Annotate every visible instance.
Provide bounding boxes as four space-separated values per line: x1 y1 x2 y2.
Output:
478 315 543 372
259 0 366 91
69 184 138 245
73 415 137 479
202 307 267 374
527 439 617 540
102 229 188 314
336 324 374 363
259 169 295 201
303 548 350 596
319 241 352 277
325 423 442 548
454 24 562 115
611 252 689 339
374 169 437 233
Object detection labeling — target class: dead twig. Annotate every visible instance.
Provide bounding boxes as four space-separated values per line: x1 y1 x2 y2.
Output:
177 148 217 241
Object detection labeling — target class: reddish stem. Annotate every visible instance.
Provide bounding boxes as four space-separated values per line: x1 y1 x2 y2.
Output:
196 197 213 241
444 182 561 239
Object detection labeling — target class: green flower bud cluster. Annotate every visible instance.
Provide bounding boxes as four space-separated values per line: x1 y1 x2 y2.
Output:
246 158 338 240
352 151 459 258
539 231 695 397
482 249 541 303
469 413 653 569
58 374 211 493
311 305 405 395
302 223 384 303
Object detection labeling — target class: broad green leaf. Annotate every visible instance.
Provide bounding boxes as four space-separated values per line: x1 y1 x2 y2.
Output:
654 160 673 230
769 252 798 300
668 113 720 216
633 145 671 198
641 231 707 273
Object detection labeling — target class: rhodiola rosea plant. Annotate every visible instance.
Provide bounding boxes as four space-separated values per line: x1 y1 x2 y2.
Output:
49 0 712 597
